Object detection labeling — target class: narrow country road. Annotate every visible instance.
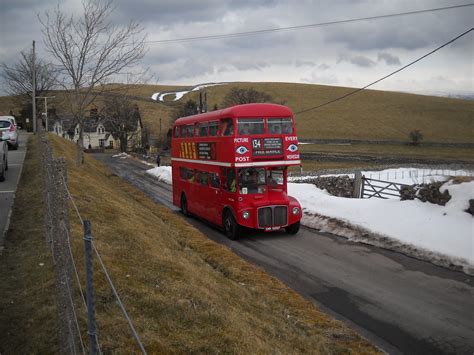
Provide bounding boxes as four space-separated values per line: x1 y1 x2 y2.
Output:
93 152 474 355
0 132 29 249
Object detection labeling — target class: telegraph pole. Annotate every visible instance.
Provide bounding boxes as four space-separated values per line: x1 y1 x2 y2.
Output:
32 40 37 134
37 96 55 132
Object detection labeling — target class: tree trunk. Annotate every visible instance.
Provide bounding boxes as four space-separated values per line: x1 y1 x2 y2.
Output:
120 133 128 152
75 126 84 166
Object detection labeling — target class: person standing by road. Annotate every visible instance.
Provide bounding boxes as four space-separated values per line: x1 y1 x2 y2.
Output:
156 153 161 167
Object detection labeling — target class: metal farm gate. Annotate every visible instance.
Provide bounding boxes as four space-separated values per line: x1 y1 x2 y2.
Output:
360 176 410 199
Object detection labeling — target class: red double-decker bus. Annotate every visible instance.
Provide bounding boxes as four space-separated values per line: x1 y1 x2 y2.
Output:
171 103 302 239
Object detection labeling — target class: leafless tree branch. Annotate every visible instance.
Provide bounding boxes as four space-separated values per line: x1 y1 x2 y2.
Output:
39 0 147 165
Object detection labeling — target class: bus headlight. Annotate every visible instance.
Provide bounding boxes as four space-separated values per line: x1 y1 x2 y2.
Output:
242 211 250 219
292 207 300 215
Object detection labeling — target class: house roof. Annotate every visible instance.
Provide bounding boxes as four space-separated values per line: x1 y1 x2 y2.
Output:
47 106 142 134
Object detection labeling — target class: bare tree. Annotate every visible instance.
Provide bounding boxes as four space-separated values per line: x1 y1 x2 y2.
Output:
103 95 143 152
222 87 273 107
1 49 56 99
40 0 147 165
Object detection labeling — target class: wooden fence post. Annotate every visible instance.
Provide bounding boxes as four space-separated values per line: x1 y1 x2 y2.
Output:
353 171 362 198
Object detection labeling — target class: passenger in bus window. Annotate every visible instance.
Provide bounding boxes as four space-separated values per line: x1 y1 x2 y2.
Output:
210 173 220 188
219 119 231 136
225 168 236 192
224 121 233 136
272 125 281 134
282 123 292 134
240 123 250 135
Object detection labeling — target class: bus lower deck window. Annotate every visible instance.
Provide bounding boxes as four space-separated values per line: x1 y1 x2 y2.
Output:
209 173 220 188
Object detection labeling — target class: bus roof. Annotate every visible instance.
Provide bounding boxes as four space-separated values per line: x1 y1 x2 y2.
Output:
174 103 293 126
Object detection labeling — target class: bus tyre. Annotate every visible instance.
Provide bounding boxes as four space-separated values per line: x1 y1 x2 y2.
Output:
285 221 300 235
181 194 189 216
223 210 240 240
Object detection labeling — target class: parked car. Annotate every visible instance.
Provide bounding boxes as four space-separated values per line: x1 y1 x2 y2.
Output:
0 135 8 182
0 115 16 127
0 117 19 150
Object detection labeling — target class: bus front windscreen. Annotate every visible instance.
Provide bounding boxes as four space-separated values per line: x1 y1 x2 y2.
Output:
238 168 266 194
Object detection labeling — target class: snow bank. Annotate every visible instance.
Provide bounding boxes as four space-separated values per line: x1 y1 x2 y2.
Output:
146 166 172 184
289 181 474 274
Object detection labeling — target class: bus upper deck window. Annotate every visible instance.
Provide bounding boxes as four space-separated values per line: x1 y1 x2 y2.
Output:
198 122 208 137
220 118 234 136
173 126 180 138
209 121 218 136
268 118 293 134
185 125 194 137
237 118 264 135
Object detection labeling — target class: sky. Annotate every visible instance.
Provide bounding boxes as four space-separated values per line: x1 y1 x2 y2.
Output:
0 0 473 96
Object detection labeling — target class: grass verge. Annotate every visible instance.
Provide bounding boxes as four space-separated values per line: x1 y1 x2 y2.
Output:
1 134 380 353
0 136 59 353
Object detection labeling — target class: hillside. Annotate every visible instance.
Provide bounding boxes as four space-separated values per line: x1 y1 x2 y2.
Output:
0 134 379 353
1 82 473 145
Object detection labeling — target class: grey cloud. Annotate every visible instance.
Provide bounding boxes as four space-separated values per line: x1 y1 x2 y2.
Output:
377 52 401 65
154 57 215 81
113 0 279 26
337 53 375 68
351 55 375 67
295 60 316 67
318 63 330 70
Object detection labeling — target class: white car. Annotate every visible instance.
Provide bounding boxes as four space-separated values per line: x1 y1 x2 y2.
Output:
0 135 8 182
0 115 16 126
0 116 19 150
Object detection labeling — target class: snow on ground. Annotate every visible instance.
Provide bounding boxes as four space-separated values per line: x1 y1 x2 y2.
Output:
146 166 172 184
151 83 226 102
288 181 474 274
290 167 473 189
112 152 130 158
146 165 473 274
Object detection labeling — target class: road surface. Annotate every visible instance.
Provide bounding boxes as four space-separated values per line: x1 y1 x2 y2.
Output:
93 152 474 354
0 132 29 250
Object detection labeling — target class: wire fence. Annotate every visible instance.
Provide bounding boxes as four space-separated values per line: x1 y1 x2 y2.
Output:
40 134 147 354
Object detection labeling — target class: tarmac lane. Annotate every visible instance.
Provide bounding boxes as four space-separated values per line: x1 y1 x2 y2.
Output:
0 131 29 251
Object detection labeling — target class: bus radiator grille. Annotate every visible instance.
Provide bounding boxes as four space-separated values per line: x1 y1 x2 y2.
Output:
258 206 287 228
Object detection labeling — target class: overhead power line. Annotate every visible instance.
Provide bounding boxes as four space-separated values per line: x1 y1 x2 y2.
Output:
146 4 473 44
295 27 474 116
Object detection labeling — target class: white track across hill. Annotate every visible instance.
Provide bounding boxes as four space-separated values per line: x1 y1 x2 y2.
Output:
151 83 226 102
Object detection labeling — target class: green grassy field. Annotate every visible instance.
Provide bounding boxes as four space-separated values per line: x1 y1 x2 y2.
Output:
1 81 472 163
0 134 379 353
300 143 474 163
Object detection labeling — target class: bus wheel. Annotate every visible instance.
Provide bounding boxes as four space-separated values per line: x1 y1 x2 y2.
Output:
285 221 300 235
181 194 189 216
223 210 240 240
